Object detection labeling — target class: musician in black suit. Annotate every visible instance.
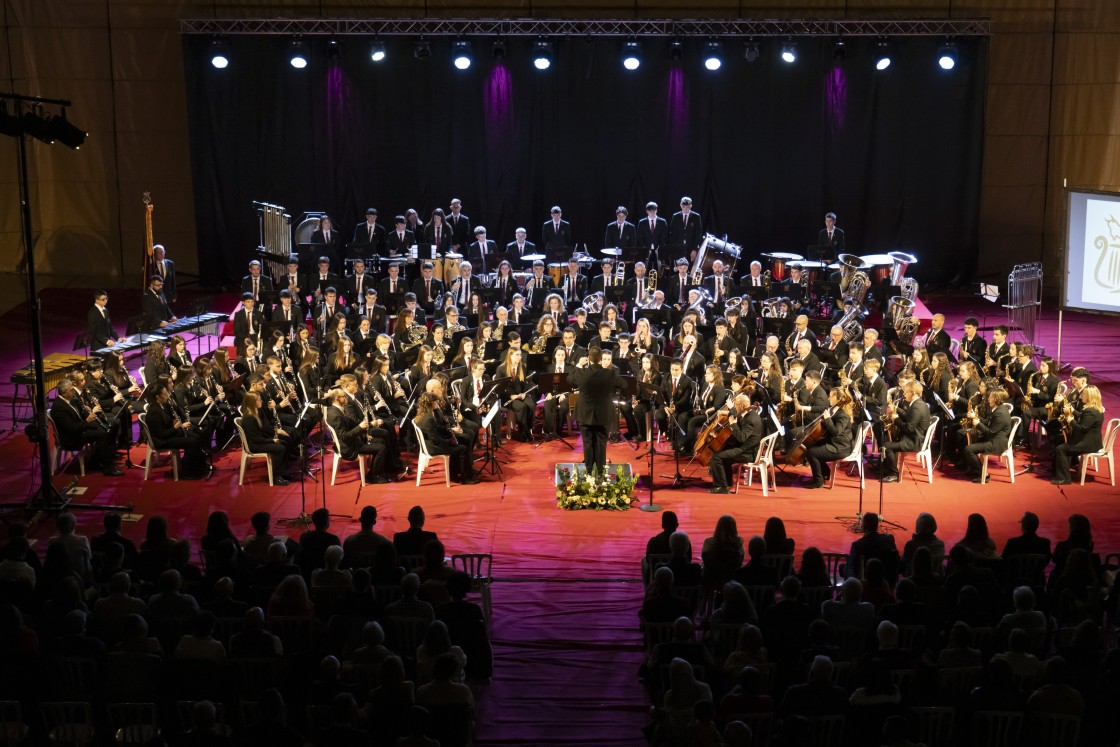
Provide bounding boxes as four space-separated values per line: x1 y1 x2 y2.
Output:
962 390 1014 483
804 387 856 489
920 314 952 359
232 293 265 354
604 206 637 248
524 261 554 311
636 201 669 256
505 227 536 260
87 291 123 350
385 216 414 257
669 197 704 259
146 383 208 478
423 209 452 253
353 208 387 254
880 381 932 482
589 260 620 294
279 256 312 308
818 326 850 378
270 289 303 329
683 365 730 456
557 259 587 307
959 317 987 366
708 394 762 494
657 359 694 451
665 258 694 309
1051 384 1104 485
324 388 390 484
792 340 823 380
816 212 845 257
542 206 573 252
860 358 890 428
377 262 408 309
51 379 122 476
310 215 342 268
414 392 476 484
446 199 471 250
241 260 273 303
466 226 498 274
785 315 819 353
151 245 177 304
239 388 294 486
345 258 376 305
312 256 340 300
313 288 342 338
408 262 442 315
142 275 177 329
568 347 620 475
704 260 736 307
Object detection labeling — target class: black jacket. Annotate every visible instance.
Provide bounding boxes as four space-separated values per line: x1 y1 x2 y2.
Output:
568 364 620 427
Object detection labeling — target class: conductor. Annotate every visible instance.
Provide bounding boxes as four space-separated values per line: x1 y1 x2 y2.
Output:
568 347 620 475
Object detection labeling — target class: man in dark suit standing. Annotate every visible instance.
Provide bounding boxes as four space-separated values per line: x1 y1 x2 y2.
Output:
568 347 620 475
151 245 177 305
87 290 123 350
353 208 386 255
385 216 414 257
412 262 445 314
542 206 572 253
880 380 932 483
345 258 374 305
636 201 670 261
817 211 845 257
466 226 498 274
240 260 273 303
233 293 265 354
669 197 704 261
604 206 636 248
447 198 471 251
505 227 536 260
142 275 177 329
279 255 312 308
310 215 342 269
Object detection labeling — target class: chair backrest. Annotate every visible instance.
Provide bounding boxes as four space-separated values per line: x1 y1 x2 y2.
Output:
921 416 940 451
972 710 1022 747
1006 416 1021 451
412 421 430 456
233 417 255 454
1101 417 1120 452
53 656 98 700
451 553 492 580
808 713 845 747
323 421 343 454
760 553 794 578
137 413 157 449
1028 712 1080 747
820 552 849 585
755 431 779 464
138 368 147 386
41 701 94 747
45 412 59 451
913 706 956 747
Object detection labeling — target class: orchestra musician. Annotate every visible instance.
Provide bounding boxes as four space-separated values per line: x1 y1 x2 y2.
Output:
309 216 341 270
590 259 619 294
1022 356 1060 422
232 293 265 355
920 314 951 358
88 290 124 350
1045 367 1090 446
455 357 489 428
233 340 261 378
151 245 177 305
386 215 415 258
353 208 387 254
922 352 953 410
313 258 340 302
321 314 349 361
240 260 274 305
167 335 193 370
499 347 535 442
337 373 404 474
429 374 480 458
784 368 829 447
447 199 471 250
327 337 358 380
632 317 662 358
142 274 177 329
614 333 638 376
344 258 373 306
271 289 303 327
985 325 1011 377
785 315 818 354
817 211 845 256
239 389 294 486
539 346 573 439
657 358 694 453
704 260 735 308
280 255 310 308
368 354 408 419
324 387 391 484
962 388 1014 483
636 201 669 262
707 393 762 495
413 392 477 485
490 261 518 308
669 197 703 260
959 317 986 365
753 353 783 414
139 380 205 480
705 318 735 365
791 339 823 381
666 258 694 309
605 206 637 249
803 387 856 489
1050 385 1105 485
682 365 730 456
561 259 588 306
143 340 171 386
84 359 130 448
860 358 889 434
818 326 850 382
466 226 498 274
542 206 573 252
505 227 536 259
173 364 218 453
879 380 932 483
625 353 661 442
409 261 444 316
423 209 452 254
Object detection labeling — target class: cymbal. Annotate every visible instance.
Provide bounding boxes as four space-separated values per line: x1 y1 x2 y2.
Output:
601 247 623 256
520 253 545 262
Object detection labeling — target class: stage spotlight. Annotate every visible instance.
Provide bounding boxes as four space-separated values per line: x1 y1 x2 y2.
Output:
209 38 230 69
452 40 473 70
413 38 431 59
874 41 891 70
49 109 87 150
832 37 846 61
288 38 308 69
780 40 797 64
702 41 723 71
937 43 959 70
327 36 341 60
669 38 683 61
743 41 760 63
369 40 386 62
622 40 641 71
20 107 55 144
532 39 553 70
492 37 506 60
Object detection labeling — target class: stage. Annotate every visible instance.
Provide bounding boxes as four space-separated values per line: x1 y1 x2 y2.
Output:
1 288 1118 746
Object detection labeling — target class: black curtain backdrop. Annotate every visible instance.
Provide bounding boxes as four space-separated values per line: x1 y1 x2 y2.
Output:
183 35 986 287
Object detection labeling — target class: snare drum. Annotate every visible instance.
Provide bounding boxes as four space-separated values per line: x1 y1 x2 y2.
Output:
548 263 565 287
762 252 803 281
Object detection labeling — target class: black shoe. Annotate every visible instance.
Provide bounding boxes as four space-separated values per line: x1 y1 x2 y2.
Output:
274 476 290 486
806 478 824 489
179 471 205 481
462 477 480 485
708 486 729 494
370 476 390 484
882 475 900 483
970 475 990 484
102 467 124 477
1050 478 1072 485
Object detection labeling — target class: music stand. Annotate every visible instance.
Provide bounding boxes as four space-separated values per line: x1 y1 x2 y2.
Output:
451 327 479 353
73 333 89 358
604 286 627 310
126 314 157 342
634 380 664 512
475 377 511 478
610 375 639 449
534 372 575 450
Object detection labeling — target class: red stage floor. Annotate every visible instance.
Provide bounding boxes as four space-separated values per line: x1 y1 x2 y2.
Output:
1 288 1118 746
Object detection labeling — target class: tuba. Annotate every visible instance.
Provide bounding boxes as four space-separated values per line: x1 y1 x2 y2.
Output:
838 254 871 308
836 304 864 343
886 296 920 346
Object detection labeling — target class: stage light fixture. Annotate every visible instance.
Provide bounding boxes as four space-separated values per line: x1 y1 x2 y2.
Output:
327 36 341 60
49 109 87 150
288 38 309 69
669 38 683 61
209 37 230 69
702 41 723 71
492 37 507 60
451 39 473 70
413 37 431 59
832 37 846 61
780 40 797 64
369 40 386 62
937 42 959 70
743 41 760 63
532 39 553 70
622 40 641 71
20 106 55 144
874 41 892 70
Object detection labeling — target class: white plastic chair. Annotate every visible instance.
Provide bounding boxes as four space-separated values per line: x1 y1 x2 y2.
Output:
1079 417 1119 486
735 432 779 495
412 421 450 487
324 421 367 486
829 421 872 489
137 412 180 481
46 412 86 476
233 417 274 486
911 416 940 484
980 416 1021 484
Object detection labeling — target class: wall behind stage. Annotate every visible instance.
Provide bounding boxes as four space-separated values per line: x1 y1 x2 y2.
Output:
183 34 985 286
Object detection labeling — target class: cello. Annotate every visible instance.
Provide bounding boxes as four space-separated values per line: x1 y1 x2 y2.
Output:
779 412 826 466
695 399 760 466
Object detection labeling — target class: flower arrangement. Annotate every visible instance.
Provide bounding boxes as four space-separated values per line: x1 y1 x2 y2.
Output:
556 465 638 511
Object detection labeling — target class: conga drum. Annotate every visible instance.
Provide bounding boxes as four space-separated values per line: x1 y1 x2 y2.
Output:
548 263 565 287
443 253 462 285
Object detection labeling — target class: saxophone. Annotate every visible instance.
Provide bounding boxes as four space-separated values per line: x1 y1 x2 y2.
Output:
1046 380 1068 420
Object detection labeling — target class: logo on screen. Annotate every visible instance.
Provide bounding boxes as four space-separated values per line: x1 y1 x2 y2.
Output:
1092 215 1120 293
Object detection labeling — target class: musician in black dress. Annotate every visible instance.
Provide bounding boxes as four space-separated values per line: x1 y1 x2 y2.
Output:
1022 356 1059 423
239 390 293 486
804 388 856 489
324 387 390 484
1051 385 1105 485
683 365 730 456
51 378 122 476
708 394 763 494
414 391 476 484
234 340 262 378
499 347 535 441
880 380 932 483
142 341 171 387
173 365 217 452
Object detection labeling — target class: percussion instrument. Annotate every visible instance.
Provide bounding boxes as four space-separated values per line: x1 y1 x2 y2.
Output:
548 263 565 287
761 251 803 282
696 234 743 275
601 247 623 257
431 256 446 283
10 353 88 427
521 253 546 262
443 252 463 286
789 260 827 283
859 253 894 286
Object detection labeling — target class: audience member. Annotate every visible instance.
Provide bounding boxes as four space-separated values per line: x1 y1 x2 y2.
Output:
173 611 226 661
640 566 692 625
384 574 435 624
759 576 814 667
90 511 139 567
795 547 831 588
642 511 679 584
395 705 440 747
393 506 439 557
267 575 314 619
1026 656 1085 717
937 621 982 667
415 652 475 711
299 509 342 577
762 516 795 556
343 505 393 568
178 699 235 747
137 515 177 582
847 513 899 581
243 511 279 566
250 542 301 587
701 514 744 589
991 627 1041 682
437 571 492 680
49 511 92 582
666 531 703 587
416 620 466 685
733 536 780 588
901 512 945 573
312 545 353 590
201 510 240 561
229 607 282 657
349 621 392 685
822 578 875 634
148 569 200 619
952 512 999 563
239 688 302 747
860 558 895 611
780 655 848 718
719 665 775 717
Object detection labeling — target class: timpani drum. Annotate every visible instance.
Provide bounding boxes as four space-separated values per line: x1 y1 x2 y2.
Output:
761 252 803 281
860 254 894 286
791 260 827 283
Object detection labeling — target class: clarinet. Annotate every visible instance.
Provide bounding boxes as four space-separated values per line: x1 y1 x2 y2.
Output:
82 390 112 431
